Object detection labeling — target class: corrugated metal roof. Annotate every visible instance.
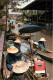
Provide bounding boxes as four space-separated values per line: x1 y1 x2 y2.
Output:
16 0 52 10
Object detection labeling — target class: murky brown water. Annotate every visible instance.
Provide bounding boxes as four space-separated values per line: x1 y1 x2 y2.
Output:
44 60 53 80
32 29 53 80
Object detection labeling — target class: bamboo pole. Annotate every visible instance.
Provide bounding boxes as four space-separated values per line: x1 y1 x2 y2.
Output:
37 10 38 25
6 3 7 31
30 34 35 80
45 0 47 28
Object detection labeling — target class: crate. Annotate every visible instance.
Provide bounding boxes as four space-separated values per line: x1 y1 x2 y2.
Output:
34 61 45 73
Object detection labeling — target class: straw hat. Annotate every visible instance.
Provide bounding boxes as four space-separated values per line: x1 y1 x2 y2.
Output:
22 34 30 37
12 61 29 73
16 32 20 36
39 38 46 41
33 42 39 45
14 39 21 43
7 46 19 53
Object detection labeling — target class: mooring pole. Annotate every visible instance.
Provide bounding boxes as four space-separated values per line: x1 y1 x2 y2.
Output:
37 10 38 25
6 3 7 31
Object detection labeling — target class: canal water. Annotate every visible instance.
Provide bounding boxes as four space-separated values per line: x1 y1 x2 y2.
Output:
44 60 53 80
32 29 53 80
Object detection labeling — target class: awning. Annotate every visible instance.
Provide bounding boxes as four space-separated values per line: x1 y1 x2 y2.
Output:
17 0 52 10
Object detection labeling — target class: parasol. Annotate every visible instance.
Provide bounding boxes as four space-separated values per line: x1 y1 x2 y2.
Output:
19 25 41 34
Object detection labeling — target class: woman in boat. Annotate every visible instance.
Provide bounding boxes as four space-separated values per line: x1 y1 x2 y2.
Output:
33 38 46 53
6 46 25 80
6 46 22 71
35 38 46 50
33 38 53 53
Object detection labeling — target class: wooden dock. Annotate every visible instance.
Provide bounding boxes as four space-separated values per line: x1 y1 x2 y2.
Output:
37 50 53 63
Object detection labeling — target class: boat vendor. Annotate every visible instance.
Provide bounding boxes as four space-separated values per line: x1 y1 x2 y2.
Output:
6 46 22 71
33 38 53 53
6 46 29 80
10 61 29 80
35 38 46 50
14 38 21 49
33 38 46 53
14 38 30 53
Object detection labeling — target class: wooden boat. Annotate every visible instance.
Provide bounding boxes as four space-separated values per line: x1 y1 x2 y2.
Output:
2 37 48 80
37 50 53 63
21 34 30 40
6 33 17 41
2 51 48 80
25 53 48 80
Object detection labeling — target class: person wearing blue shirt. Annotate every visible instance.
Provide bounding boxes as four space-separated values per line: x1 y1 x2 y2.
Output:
35 38 46 50
34 38 53 53
6 46 25 80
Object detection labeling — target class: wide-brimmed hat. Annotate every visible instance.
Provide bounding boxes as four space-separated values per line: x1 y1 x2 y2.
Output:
12 61 29 73
33 42 39 45
22 34 30 37
7 46 19 54
15 32 20 36
39 38 46 41
14 39 21 43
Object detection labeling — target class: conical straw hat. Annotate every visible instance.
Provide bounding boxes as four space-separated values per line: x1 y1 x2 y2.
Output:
12 61 29 73
7 46 19 54
39 38 46 41
33 42 39 45
14 39 21 43
16 32 20 36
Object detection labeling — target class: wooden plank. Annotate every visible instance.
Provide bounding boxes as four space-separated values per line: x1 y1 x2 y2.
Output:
3 52 11 79
3 52 10 79
37 50 53 62
37 50 53 58
25 71 32 80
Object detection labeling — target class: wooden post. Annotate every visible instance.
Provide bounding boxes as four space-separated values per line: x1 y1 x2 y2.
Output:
52 0 53 50
37 10 38 25
6 3 7 30
45 0 47 29
30 34 35 80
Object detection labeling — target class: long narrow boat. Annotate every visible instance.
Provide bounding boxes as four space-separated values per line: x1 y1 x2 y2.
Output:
37 50 53 63
3 51 48 80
